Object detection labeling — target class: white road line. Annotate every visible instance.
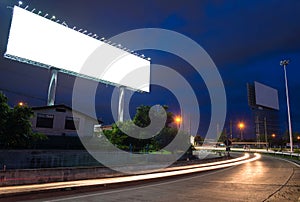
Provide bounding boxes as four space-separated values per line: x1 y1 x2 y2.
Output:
41 166 236 202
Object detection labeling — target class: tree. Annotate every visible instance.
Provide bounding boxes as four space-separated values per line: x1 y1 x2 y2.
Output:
133 105 174 128
103 105 177 152
0 93 10 139
0 92 47 149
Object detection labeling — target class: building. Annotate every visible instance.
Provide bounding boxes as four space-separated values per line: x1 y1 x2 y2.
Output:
31 104 102 137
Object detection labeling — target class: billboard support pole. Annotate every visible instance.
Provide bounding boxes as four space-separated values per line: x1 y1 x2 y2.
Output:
256 116 260 148
118 86 125 122
47 67 59 106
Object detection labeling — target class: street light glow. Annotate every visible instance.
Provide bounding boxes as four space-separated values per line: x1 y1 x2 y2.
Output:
238 122 245 129
18 102 24 106
175 116 182 124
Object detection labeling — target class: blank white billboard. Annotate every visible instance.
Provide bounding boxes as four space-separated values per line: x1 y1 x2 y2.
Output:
254 81 279 110
5 6 150 92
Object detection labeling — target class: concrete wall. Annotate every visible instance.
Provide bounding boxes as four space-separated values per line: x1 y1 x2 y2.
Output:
0 166 122 186
0 150 100 170
0 150 121 186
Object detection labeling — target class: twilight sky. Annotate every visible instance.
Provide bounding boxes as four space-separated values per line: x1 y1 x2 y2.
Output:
0 0 300 138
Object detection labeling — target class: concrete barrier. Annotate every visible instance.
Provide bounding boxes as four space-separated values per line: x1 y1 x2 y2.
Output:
0 165 124 186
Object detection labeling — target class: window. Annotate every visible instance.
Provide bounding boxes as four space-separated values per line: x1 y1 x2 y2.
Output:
36 113 54 128
64 117 80 130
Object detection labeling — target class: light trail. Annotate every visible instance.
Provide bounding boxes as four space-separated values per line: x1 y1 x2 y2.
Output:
160 153 250 172
0 153 260 196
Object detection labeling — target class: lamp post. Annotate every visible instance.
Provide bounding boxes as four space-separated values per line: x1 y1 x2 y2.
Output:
271 133 276 149
280 59 293 152
238 122 245 140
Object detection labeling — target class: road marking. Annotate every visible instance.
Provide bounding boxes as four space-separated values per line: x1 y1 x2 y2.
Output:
41 166 236 202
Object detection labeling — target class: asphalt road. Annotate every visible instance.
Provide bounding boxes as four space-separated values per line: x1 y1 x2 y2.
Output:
12 155 300 202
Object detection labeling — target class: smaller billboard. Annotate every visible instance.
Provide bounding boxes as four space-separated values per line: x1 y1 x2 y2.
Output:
254 81 279 110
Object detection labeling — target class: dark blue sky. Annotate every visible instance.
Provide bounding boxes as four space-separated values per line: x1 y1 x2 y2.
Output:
0 0 300 138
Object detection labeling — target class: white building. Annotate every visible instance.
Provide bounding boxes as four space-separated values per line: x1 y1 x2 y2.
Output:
31 104 102 137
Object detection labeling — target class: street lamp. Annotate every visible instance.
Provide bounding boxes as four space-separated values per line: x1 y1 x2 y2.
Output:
280 59 293 152
271 133 276 138
18 102 24 106
238 122 245 140
174 116 182 129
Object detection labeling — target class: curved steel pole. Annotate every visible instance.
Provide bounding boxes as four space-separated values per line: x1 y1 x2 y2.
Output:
47 68 59 106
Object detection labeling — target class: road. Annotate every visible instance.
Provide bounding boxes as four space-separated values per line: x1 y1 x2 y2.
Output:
6 155 300 202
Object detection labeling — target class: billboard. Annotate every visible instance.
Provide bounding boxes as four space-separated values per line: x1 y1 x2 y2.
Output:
5 6 150 92
254 81 279 110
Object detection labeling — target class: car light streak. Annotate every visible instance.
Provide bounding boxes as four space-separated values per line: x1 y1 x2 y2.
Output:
0 153 260 195
160 153 250 172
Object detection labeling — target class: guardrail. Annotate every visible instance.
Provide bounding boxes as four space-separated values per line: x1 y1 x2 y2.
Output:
256 150 300 160
195 146 300 161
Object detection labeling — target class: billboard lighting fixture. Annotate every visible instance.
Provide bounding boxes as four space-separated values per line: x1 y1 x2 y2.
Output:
18 1 23 6
111 43 116 46
117 44 122 48
24 5 29 10
44 13 48 18
55 20 60 23
83 30 87 34
72 26 77 30
141 54 145 58
31 8 35 12
78 29 83 32
38 11 42 15
87 33 93 36
51 16 56 20
147 57 151 61
100 37 105 41
62 21 68 27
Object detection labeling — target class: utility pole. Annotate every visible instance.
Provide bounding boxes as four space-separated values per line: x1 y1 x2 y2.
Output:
264 117 268 148
230 120 233 139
